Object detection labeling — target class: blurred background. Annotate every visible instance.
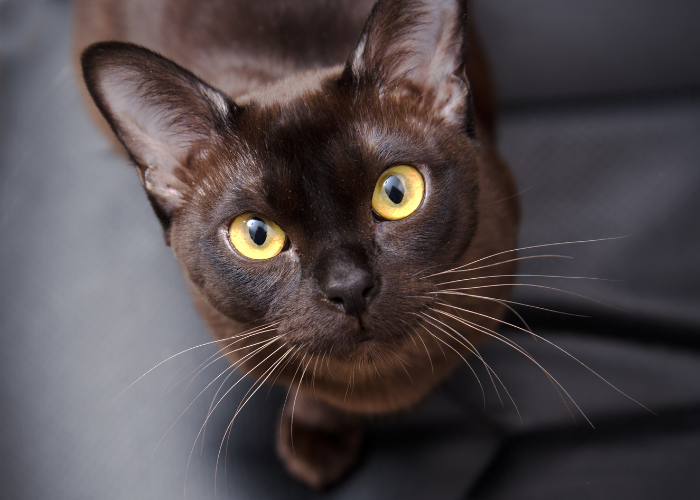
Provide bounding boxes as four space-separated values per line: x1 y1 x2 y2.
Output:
1 0 699 498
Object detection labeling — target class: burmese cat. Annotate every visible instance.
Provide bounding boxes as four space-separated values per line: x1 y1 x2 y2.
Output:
75 0 518 488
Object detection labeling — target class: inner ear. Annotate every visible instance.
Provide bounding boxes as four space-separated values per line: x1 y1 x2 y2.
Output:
346 0 472 130
81 41 237 237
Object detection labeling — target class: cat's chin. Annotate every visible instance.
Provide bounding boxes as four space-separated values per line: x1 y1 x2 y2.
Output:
352 332 375 344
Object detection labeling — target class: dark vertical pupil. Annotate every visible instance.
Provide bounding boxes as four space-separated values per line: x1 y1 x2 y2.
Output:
383 175 405 204
247 217 268 246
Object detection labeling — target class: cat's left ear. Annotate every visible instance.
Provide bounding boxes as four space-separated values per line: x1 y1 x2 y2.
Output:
346 0 473 134
81 42 235 243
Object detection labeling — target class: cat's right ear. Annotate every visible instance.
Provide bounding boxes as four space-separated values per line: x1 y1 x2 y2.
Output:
81 42 236 244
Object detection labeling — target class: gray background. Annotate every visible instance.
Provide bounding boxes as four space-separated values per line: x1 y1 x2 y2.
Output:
1 0 699 499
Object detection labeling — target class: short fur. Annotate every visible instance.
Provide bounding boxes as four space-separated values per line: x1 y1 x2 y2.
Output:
75 0 518 488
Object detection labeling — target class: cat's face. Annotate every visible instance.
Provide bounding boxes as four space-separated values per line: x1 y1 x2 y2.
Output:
171 78 479 358
81 0 482 364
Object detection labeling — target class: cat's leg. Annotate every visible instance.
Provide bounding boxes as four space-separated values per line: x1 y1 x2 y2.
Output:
276 394 364 489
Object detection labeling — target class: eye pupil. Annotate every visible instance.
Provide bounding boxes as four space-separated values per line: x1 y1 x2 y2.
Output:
247 217 268 246
383 175 404 204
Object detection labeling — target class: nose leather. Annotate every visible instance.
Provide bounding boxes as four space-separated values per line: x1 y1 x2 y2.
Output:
324 270 374 318
318 247 375 320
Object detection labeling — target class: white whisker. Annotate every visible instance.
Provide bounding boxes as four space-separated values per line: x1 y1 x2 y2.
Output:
290 357 313 454
433 303 653 415
280 353 306 443
436 273 616 288
157 335 282 456
108 322 280 408
423 236 628 279
420 254 573 279
208 342 287 495
431 284 625 311
184 336 283 497
393 351 415 386
430 307 591 425
417 313 487 408
170 327 279 399
219 347 295 495
411 325 434 374
445 293 589 318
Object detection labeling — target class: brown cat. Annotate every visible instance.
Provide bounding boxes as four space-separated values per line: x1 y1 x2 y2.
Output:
74 0 518 489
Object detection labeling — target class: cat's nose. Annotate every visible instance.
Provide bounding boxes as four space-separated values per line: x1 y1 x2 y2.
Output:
324 270 374 318
318 247 375 319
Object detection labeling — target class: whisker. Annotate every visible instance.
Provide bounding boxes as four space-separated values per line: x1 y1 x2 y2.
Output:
485 183 535 205
324 348 338 381
424 325 520 420
311 353 322 402
370 356 383 379
444 292 589 318
290 357 313 455
411 325 434 374
420 311 523 418
419 323 449 363
423 236 628 279
344 364 355 402
408 261 447 279
417 313 487 409
183 334 282 498
420 254 573 279
439 295 535 341
175 330 280 417
398 317 420 355
435 273 617 288
429 307 590 425
431 284 625 311
268 346 300 397
156 335 282 456
161 322 279 397
206 342 288 495
393 351 415 386
198 333 285 449
108 321 280 408
350 365 356 396
160 344 216 398
433 303 653 414
198 338 280 452
280 353 306 443
242 348 295 414
219 348 295 495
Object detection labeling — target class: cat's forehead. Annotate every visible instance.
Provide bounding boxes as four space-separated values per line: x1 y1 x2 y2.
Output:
248 95 438 170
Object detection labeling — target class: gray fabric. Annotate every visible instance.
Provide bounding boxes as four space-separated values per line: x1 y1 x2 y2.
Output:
501 97 700 327
474 0 700 102
1 1 699 499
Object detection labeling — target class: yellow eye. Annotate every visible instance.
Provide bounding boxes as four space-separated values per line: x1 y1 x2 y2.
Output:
372 165 425 220
229 213 286 260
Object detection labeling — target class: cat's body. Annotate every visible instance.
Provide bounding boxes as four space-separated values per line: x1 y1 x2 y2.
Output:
75 0 518 488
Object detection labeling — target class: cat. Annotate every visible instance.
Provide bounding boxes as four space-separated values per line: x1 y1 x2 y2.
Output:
74 0 519 489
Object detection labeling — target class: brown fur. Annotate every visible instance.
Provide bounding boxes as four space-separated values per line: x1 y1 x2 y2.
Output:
74 0 518 489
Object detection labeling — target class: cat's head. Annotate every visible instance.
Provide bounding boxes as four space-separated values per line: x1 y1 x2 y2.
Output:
81 0 481 359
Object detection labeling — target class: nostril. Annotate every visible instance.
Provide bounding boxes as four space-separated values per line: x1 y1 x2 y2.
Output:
319 250 376 318
324 277 374 318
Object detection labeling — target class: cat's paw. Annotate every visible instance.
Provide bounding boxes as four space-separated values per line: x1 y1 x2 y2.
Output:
276 396 364 489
